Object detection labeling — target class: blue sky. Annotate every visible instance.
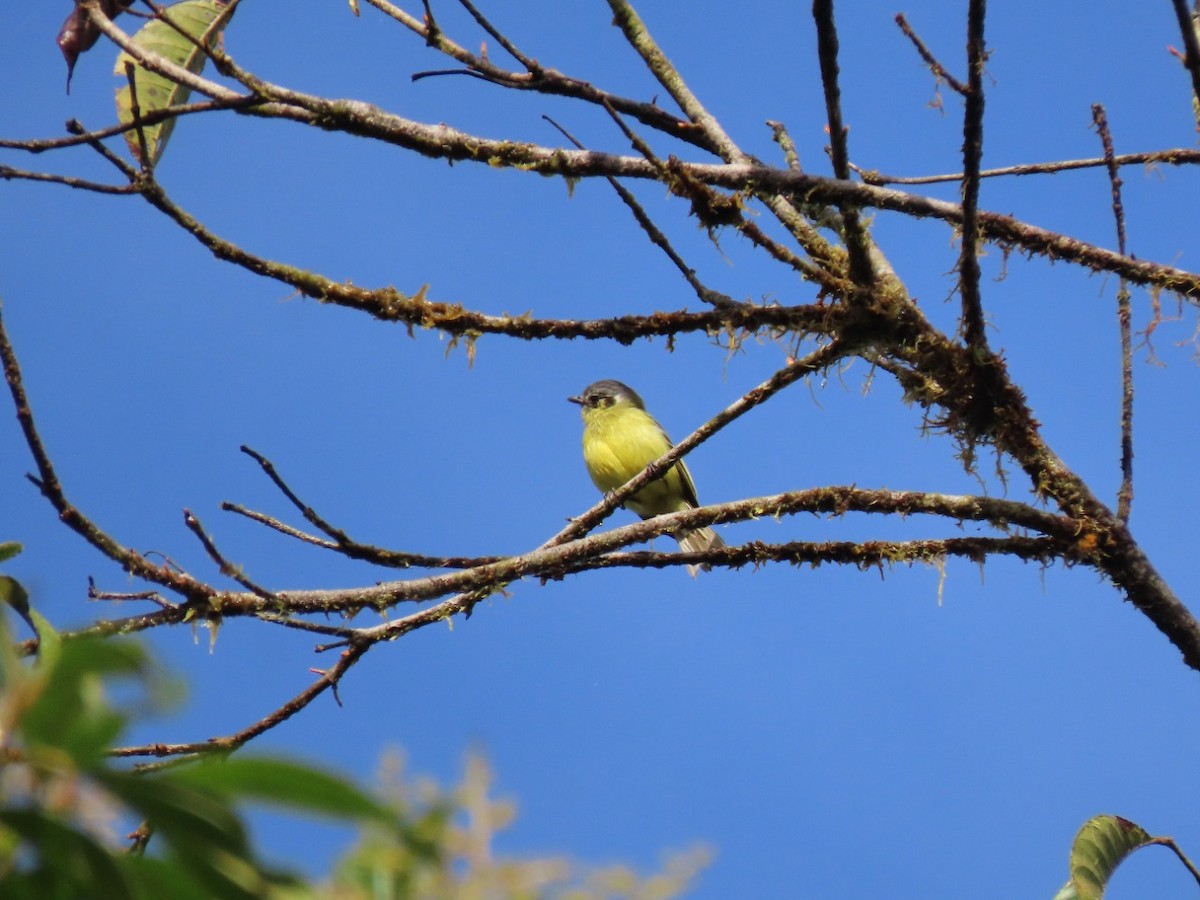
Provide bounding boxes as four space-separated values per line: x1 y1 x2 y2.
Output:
4 1 1200 896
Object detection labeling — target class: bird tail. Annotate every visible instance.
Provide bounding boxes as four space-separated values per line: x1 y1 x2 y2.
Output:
676 527 725 576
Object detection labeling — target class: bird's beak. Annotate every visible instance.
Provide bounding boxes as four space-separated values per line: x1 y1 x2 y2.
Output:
567 395 583 405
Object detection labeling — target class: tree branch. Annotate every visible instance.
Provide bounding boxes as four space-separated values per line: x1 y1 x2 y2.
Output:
1170 0 1200 113
1091 104 1135 523
957 0 988 351
855 147 1200 185
811 0 876 289
894 13 968 96
363 0 715 152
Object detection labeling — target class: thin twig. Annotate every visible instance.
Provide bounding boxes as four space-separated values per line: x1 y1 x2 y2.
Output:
1092 104 1134 522
855 147 1200 185
542 112 738 308
454 0 536 70
894 13 969 95
0 98 259 154
183 509 276 600
88 579 176 608
115 638 371 764
237 445 351 544
221 502 340 551
410 66 511 85
0 166 137 195
252 615 361 640
363 0 712 151
811 0 875 288
231 448 510 568
222 499 505 570
1148 836 1200 887
67 117 142 179
1170 0 1200 113
121 60 153 169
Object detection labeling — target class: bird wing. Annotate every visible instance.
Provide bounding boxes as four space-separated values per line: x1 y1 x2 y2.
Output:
658 423 701 509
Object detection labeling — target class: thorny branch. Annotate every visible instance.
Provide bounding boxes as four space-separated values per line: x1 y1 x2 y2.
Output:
4 0 1200 759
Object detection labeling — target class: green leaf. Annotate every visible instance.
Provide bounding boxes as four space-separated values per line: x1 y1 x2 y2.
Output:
0 808 133 899
0 575 36 638
0 577 61 675
25 606 62 675
97 769 251 856
0 541 22 564
1065 814 1156 900
94 770 268 900
176 756 396 824
113 0 235 165
123 856 218 900
0 606 27 699
21 637 150 767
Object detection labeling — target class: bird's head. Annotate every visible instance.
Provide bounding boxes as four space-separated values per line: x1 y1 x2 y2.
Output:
567 379 646 413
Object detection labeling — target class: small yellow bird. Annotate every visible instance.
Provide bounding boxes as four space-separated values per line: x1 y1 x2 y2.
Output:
568 379 724 573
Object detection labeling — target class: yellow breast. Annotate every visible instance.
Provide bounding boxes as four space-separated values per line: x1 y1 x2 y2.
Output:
581 404 695 518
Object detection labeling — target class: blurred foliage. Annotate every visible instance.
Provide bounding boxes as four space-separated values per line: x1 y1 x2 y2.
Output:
321 750 710 900
0 575 306 899
0 549 707 899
